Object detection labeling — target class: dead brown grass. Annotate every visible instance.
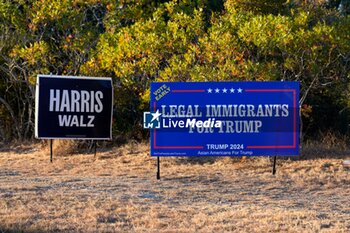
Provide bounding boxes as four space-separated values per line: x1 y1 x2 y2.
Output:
301 132 350 159
0 142 349 232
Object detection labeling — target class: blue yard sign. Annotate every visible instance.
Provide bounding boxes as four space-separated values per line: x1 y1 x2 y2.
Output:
148 82 299 156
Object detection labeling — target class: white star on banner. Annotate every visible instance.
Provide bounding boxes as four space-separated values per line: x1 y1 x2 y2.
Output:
151 110 161 122
207 88 212 93
237 88 243 93
230 88 235 93
215 88 220 93
222 88 227 93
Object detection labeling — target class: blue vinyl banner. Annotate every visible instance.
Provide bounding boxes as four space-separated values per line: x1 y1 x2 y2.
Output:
148 82 299 156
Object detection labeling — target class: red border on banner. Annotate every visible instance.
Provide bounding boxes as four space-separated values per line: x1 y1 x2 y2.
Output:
172 90 205 93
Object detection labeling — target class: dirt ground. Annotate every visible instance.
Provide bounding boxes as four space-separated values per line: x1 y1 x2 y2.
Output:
0 142 349 232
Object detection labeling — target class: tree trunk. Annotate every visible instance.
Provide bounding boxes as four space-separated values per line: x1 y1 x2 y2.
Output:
0 96 21 140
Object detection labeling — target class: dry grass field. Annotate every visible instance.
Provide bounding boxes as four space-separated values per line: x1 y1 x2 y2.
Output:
0 141 349 232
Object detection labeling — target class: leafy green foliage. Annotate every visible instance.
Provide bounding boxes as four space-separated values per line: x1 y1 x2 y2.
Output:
0 0 349 141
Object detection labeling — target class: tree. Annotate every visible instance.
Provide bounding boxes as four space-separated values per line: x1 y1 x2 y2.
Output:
0 0 106 140
0 0 349 141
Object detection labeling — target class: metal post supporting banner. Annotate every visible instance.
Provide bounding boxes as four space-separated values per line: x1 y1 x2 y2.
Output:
272 156 277 175
157 156 160 180
50 139 53 163
94 141 97 157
